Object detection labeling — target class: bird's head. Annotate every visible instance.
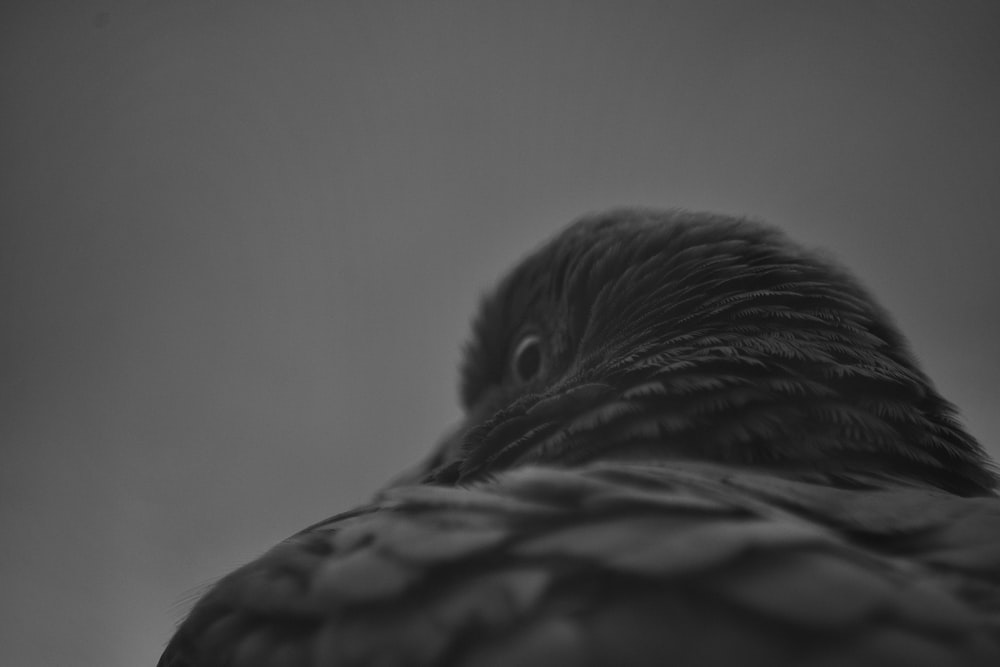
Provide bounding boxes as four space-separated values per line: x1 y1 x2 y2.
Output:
415 209 995 496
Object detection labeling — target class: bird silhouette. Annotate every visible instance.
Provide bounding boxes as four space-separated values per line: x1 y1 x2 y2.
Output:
158 209 1000 666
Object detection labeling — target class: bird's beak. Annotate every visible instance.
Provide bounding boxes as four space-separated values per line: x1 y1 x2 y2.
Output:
381 420 469 489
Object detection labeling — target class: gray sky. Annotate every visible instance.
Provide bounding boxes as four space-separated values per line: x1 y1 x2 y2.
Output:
2 2 998 666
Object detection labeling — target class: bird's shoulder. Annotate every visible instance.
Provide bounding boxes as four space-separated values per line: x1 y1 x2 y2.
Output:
162 461 1000 666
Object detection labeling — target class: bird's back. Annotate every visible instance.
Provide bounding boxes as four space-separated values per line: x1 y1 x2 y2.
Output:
159 460 1000 666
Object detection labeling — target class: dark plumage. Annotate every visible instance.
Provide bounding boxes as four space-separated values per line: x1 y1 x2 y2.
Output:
159 209 1000 666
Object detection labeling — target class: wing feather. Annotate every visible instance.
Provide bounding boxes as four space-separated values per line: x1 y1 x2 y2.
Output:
160 461 1000 666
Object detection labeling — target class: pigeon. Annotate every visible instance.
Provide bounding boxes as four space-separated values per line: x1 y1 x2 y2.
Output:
158 209 1000 666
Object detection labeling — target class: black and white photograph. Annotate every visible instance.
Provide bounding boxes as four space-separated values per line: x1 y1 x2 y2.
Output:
2 2 999 666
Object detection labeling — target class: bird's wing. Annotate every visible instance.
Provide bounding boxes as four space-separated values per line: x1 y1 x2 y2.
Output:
158 461 1000 667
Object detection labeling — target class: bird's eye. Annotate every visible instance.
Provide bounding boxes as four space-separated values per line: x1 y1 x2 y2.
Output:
510 334 543 384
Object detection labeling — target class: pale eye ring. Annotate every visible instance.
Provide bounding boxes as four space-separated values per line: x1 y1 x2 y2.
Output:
510 334 544 384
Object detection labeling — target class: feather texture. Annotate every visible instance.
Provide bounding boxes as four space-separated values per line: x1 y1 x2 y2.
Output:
161 462 1000 666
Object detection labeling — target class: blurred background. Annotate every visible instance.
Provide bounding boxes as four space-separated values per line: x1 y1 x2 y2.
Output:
2 2 998 665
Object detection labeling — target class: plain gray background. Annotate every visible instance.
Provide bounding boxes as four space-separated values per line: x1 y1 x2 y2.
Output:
2 2 999 666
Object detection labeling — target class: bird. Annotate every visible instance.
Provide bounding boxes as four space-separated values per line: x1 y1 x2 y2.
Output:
158 209 1000 666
